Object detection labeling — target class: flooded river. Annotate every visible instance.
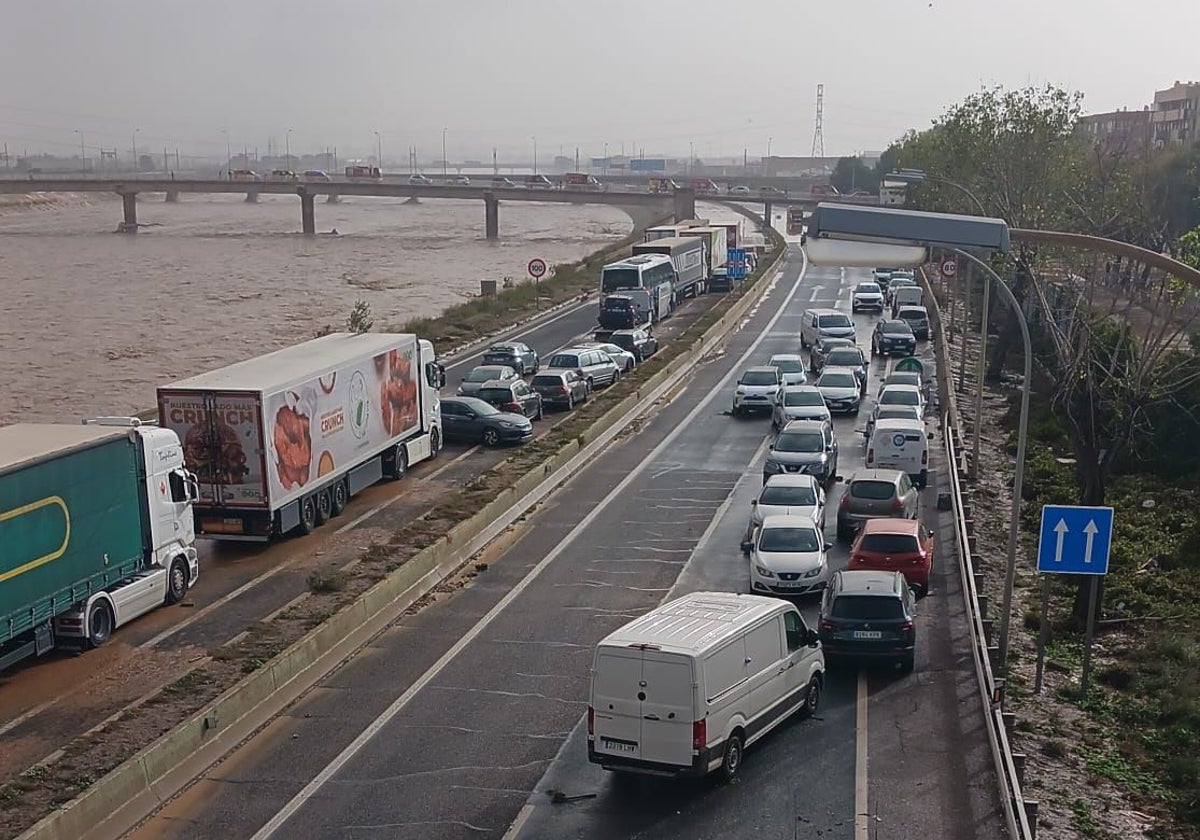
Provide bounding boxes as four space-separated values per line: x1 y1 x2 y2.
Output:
0 193 631 423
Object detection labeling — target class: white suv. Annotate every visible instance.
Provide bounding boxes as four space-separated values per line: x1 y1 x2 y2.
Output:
732 365 783 416
851 282 885 313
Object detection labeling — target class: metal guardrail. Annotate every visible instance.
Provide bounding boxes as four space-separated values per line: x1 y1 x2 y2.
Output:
944 418 1037 839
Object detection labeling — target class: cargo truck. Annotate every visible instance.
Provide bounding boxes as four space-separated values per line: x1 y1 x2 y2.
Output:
708 219 745 251
680 226 729 277
0 419 199 671
158 332 446 541
631 236 707 300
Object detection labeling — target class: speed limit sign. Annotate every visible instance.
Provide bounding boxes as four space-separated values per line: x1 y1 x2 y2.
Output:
939 256 958 279
527 258 548 279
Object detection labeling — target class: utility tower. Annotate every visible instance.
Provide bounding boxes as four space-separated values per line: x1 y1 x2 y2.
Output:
811 83 825 158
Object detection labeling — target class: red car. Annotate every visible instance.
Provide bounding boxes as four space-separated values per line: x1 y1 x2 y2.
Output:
848 518 934 595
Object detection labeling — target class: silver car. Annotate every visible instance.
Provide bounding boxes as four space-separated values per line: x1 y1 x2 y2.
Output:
763 419 838 485
816 368 862 415
768 353 808 386
835 468 920 541
457 364 519 397
773 385 832 430
576 341 636 373
749 473 826 535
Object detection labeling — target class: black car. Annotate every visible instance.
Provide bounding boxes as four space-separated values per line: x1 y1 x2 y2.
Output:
809 336 856 374
475 379 543 420
481 342 539 376
822 346 868 392
439 396 533 447
531 370 589 410
819 570 917 671
609 328 658 362
871 319 917 356
597 295 642 331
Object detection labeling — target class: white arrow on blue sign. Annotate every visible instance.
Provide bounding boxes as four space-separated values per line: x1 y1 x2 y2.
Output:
1036 504 1115 575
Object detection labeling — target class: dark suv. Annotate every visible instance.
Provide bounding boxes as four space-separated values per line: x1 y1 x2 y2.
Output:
871 319 917 356
610 328 658 362
475 379 543 420
482 342 539 375
819 570 917 671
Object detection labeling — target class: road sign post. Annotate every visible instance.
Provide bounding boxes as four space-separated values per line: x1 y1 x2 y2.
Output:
527 257 547 310
939 255 958 280
1033 504 1114 696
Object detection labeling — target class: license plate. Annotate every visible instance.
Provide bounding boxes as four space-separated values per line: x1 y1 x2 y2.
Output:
602 739 638 753
853 630 883 639
777 581 808 589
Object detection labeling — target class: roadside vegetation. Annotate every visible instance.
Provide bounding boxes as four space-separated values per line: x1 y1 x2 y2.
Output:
887 83 1200 835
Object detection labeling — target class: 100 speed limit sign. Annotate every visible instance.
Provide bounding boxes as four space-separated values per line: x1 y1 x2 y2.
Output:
527 258 547 279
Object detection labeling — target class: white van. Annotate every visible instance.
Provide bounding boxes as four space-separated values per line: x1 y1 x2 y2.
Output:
588 591 824 781
891 285 924 312
800 308 856 348
866 418 932 488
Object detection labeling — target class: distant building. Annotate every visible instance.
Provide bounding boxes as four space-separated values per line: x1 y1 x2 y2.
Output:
1078 107 1152 156
1152 80 1200 148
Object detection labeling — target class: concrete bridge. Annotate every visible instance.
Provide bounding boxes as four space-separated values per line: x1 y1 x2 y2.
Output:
0 178 872 237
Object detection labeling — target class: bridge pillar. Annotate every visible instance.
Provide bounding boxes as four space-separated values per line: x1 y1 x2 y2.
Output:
762 201 773 232
672 188 696 223
484 192 499 240
245 190 259 204
300 192 316 235
165 190 179 203
121 192 138 233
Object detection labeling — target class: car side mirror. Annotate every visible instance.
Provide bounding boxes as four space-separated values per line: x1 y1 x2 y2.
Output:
927 432 935 440
750 499 758 506
768 443 775 450
740 540 753 555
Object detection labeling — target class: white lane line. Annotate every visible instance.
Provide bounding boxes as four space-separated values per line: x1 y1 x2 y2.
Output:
250 249 810 840
855 668 870 840
332 446 480 535
808 285 824 301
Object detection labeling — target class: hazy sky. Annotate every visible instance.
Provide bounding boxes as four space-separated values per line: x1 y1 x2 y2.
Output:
1 0 1196 165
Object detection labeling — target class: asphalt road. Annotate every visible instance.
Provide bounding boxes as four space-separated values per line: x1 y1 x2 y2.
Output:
125 219 1004 840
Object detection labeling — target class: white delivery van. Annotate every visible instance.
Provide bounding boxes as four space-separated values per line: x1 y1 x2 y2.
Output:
588 591 824 781
891 285 924 312
867 418 932 488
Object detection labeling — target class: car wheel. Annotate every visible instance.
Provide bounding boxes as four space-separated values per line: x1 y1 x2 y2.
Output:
482 427 500 447
719 731 744 784
165 557 190 605
391 444 408 480
802 675 822 717
86 600 114 649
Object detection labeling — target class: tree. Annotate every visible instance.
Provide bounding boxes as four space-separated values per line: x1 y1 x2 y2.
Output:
831 156 877 194
346 300 373 334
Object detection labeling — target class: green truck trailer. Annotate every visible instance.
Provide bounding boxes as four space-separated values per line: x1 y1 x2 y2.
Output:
0 419 199 671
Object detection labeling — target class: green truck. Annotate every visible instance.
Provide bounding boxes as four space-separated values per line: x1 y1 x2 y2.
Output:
0 419 199 671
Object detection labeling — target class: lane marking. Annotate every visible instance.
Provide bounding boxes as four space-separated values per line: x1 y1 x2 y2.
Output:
855 668 869 840
332 446 480 535
250 250 810 840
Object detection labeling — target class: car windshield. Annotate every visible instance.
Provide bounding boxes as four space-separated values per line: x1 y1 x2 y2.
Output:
452 399 499 417
784 390 824 407
898 309 927 320
850 480 896 500
548 354 581 368
882 322 912 335
881 389 920 406
860 534 920 554
831 595 904 620
476 387 515 402
819 372 857 388
818 314 852 328
771 358 805 373
855 283 879 293
760 485 818 506
775 431 825 453
466 367 507 382
877 407 920 421
531 375 563 387
825 350 862 367
741 371 778 386
759 526 821 552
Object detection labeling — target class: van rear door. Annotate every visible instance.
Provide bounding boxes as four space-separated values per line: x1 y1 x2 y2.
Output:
639 651 696 767
591 648 645 760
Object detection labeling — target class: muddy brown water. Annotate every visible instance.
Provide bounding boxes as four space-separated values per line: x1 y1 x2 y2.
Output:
0 193 631 423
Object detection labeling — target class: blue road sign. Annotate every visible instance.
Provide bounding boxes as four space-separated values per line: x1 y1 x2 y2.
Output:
1037 505 1114 575
727 248 748 279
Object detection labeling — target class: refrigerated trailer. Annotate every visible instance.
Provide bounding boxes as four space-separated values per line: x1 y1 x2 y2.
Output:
631 236 708 300
158 332 445 541
680 226 729 275
0 419 199 671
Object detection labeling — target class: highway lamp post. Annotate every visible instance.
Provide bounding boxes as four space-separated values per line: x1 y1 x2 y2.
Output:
221 128 231 177
131 128 140 173
285 128 293 171
804 203 1032 672
74 130 85 173
374 131 382 171
532 136 537 174
442 128 447 176
767 136 772 159
603 142 608 174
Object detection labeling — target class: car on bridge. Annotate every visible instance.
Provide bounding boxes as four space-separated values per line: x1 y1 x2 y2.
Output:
492 176 516 188
409 173 432 185
452 175 471 185
345 165 381 179
230 169 261 181
525 174 553 189
871 319 917 357
848 518 935 596
729 185 752 195
819 569 917 671
268 169 297 181
743 514 831 597
301 169 332 182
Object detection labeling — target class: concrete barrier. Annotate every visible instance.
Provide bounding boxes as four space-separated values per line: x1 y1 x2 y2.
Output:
18 232 789 840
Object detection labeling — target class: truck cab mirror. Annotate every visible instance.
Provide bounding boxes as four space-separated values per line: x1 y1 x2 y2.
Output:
437 364 447 388
806 628 820 647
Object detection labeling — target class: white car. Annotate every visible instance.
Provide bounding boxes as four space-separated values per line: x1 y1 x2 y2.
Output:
576 341 636 373
743 514 830 597
773 385 832 429
409 174 432 185
875 383 926 420
730 185 752 195
453 175 471 185
750 474 826 534
815 367 862 414
768 353 808 386
851 281 885 313
732 365 783 416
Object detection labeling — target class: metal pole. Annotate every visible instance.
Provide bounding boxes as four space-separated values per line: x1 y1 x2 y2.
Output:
1033 574 1051 693
953 249 1032 670
375 132 382 171
958 259 972 394
532 136 537 174
971 271 991 480
285 129 292 170
1080 575 1100 697
442 128 447 176
131 129 139 173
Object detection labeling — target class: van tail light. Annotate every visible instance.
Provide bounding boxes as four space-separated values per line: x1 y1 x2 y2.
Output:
891 498 904 512
588 706 594 736
819 618 838 632
692 719 707 751
866 448 874 464
921 449 928 465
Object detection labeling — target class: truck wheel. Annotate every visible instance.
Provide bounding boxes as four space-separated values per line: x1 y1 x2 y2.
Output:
165 557 190 604
330 481 348 517
719 731 744 784
86 601 113 649
298 495 318 535
315 488 332 525
392 444 408 479
429 427 442 459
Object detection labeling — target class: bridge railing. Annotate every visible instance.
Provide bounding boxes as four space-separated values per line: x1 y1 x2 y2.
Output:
944 416 1037 840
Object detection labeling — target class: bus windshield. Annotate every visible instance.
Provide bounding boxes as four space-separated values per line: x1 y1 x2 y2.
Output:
601 267 641 294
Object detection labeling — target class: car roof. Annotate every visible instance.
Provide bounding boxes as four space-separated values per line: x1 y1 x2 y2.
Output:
782 384 822 393
873 417 925 431
760 514 820 530
744 365 780 374
848 468 906 483
897 306 928 314
781 419 829 433
610 329 640 336
817 336 855 346
825 346 864 357
472 364 512 373
835 570 905 595
880 319 913 328
805 307 843 315
599 592 791 656
769 353 805 362
860 518 921 536
443 395 489 408
762 473 820 489
818 366 859 379
478 379 518 390
880 383 922 395
486 343 522 351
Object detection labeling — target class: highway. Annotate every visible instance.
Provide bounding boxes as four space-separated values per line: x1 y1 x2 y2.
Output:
123 217 1005 839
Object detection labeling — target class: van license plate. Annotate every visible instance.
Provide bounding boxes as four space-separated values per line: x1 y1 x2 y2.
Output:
602 739 637 753
853 630 883 639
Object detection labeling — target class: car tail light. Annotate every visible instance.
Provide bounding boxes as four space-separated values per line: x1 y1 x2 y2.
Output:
558 385 569 394
588 706 594 736
891 498 904 512
840 494 851 508
911 554 924 565
899 620 914 633
504 401 522 413
866 448 874 464
921 449 928 465
692 719 707 751
819 618 838 632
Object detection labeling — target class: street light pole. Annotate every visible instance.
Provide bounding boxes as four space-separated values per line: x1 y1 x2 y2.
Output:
374 131 382 171
131 128 140 173
222 128 231 176
442 128 447 176
532 136 537 174
286 128 293 170
75 130 85 172
767 136 773 159
971 270 992 481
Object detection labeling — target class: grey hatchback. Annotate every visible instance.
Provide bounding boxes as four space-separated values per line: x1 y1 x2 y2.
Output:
835 468 920 540
530 370 589 411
